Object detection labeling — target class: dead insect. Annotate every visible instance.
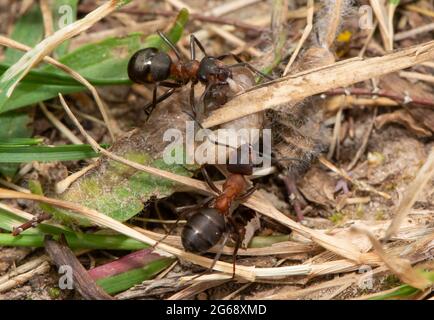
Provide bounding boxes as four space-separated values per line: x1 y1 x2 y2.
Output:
127 31 271 119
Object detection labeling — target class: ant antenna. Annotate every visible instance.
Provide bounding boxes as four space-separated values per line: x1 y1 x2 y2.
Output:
157 31 182 60
190 34 208 59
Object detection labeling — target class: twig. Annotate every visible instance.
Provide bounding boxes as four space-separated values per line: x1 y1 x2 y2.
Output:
115 8 266 33
399 71 434 84
404 4 434 19
346 107 378 171
167 0 263 57
0 261 50 293
318 156 391 199
384 147 434 241
0 178 30 194
283 0 314 75
55 163 97 194
39 0 54 37
322 0 343 49
39 102 84 144
370 0 392 51
394 22 434 41
352 225 431 290
327 106 343 159
387 1 398 50
201 40 434 128
325 87 434 108
359 21 378 58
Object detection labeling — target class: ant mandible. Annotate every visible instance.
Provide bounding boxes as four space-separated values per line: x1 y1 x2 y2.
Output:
127 31 271 118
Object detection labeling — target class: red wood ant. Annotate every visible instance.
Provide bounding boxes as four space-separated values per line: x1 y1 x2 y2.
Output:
127 31 271 118
152 144 262 278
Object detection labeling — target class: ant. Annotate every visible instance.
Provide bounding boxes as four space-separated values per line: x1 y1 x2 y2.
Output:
127 31 272 118
153 144 262 278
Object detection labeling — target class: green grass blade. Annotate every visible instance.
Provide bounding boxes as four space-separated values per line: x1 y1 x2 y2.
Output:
0 233 149 250
0 110 34 177
4 4 44 64
0 144 102 162
0 137 43 146
96 258 174 295
368 271 434 300
0 63 131 87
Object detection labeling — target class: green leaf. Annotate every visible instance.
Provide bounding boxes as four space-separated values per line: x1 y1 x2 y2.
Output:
61 151 192 225
0 9 190 113
4 4 44 64
0 3 45 178
0 144 102 162
0 233 149 250
96 258 173 295
0 110 33 177
388 0 400 5
0 63 131 87
0 137 43 146
368 271 434 300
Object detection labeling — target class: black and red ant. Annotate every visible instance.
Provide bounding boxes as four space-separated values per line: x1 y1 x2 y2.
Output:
127 31 272 118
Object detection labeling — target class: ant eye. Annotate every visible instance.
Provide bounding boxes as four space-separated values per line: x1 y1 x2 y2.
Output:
127 48 159 84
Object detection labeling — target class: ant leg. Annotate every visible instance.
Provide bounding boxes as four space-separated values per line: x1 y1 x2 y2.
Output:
227 217 243 279
151 196 215 249
228 62 273 81
189 82 197 118
235 185 257 202
201 165 222 194
188 232 230 282
217 53 273 81
190 34 208 57
12 212 52 236
143 82 182 116
144 84 158 117
157 30 182 60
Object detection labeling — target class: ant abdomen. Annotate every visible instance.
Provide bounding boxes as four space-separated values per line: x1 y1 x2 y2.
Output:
127 48 172 84
181 208 226 254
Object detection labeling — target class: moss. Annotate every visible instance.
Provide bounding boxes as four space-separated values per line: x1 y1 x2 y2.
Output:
375 210 385 220
47 287 61 299
330 212 345 224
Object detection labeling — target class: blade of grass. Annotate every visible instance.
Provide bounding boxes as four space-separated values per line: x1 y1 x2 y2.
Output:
0 110 33 178
0 233 149 250
0 144 103 162
95 258 174 295
0 137 43 146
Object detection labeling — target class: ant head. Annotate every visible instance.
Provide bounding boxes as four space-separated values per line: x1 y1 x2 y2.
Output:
198 57 232 84
127 48 172 84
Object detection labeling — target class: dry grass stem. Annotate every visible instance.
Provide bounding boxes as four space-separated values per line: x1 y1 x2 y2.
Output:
352 225 431 290
319 156 391 199
385 147 434 241
283 0 314 75
202 40 434 128
55 163 98 194
39 102 84 144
